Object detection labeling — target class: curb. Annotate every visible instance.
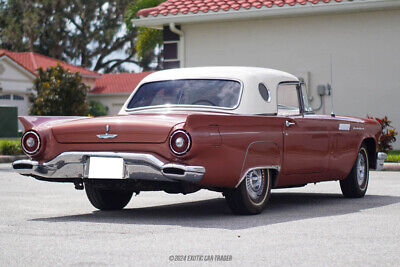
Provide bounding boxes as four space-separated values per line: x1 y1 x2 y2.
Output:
0 155 28 163
382 163 400 172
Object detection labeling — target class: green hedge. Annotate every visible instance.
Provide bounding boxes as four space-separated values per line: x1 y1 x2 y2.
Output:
387 150 400 162
0 139 23 155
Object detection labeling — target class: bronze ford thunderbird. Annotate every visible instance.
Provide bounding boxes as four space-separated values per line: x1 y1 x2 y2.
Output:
12 67 387 215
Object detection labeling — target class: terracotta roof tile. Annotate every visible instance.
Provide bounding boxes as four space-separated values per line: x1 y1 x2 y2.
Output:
137 0 347 17
0 49 99 77
91 72 154 94
1 49 154 95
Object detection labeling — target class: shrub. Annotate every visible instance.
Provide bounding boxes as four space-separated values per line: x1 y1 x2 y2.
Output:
367 116 398 153
0 140 23 155
89 101 109 117
386 150 400 162
29 64 89 116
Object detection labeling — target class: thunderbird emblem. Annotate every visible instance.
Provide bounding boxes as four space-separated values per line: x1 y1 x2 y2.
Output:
97 125 118 139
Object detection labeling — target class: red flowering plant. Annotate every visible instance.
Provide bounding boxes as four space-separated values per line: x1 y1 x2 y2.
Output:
367 116 398 153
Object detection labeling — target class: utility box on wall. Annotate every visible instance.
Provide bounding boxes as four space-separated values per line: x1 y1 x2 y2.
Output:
0 106 18 138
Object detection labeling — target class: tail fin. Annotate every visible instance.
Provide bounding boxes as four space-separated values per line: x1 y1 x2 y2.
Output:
18 116 86 131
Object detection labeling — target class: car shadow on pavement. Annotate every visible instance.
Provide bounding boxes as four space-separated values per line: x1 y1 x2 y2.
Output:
31 192 400 230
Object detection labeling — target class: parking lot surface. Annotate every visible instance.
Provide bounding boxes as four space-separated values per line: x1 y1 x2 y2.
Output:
0 163 399 266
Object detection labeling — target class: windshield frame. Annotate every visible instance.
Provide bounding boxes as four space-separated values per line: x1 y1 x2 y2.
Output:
124 78 244 112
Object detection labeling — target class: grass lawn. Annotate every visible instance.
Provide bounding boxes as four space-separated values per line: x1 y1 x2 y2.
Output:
0 139 23 155
386 150 400 162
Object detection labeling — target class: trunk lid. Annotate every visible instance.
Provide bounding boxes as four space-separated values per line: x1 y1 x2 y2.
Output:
51 114 188 143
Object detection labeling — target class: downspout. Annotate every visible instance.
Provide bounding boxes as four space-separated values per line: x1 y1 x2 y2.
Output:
169 23 185 68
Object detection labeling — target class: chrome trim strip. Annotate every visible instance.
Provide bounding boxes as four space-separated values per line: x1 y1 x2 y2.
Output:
339 123 350 131
239 140 281 188
235 165 281 188
12 152 205 183
353 127 364 131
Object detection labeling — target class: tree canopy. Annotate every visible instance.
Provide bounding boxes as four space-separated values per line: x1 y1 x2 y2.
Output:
29 64 89 116
125 0 163 70
0 0 141 73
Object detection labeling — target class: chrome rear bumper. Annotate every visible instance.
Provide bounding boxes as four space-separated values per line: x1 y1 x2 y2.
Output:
12 152 205 183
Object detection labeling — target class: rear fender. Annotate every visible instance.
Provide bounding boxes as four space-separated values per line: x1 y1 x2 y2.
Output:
237 141 281 187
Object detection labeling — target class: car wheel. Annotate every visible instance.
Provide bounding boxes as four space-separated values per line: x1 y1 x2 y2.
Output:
85 183 133 210
224 169 272 215
340 145 369 198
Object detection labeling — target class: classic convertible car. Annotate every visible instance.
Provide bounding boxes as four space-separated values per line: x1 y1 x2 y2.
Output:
13 67 387 214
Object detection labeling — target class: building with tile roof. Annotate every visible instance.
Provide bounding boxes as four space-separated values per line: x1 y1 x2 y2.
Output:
0 49 100 77
137 0 360 18
0 50 152 132
132 0 400 148
91 72 154 94
89 72 154 115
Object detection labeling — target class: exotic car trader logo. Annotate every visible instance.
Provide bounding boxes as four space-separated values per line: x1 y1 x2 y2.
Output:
97 125 118 139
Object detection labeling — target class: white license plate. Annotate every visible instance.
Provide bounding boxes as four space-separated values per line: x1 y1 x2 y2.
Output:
88 157 124 179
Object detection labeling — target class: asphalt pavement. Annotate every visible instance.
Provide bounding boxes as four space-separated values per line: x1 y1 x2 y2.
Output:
0 163 399 266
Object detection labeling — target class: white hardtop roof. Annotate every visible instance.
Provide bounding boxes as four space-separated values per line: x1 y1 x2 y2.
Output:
120 66 299 115
140 66 298 84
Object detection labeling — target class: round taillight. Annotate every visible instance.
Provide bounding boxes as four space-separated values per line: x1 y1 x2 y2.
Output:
21 131 41 155
169 130 191 155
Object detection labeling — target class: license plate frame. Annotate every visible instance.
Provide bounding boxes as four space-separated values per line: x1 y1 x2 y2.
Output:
88 157 124 179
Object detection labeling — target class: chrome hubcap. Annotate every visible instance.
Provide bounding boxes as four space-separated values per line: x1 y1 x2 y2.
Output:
245 169 265 201
357 152 366 186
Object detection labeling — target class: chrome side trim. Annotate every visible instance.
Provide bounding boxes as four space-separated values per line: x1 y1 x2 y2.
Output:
12 152 205 183
235 165 281 188
339 123 350 131
376 152 387 171
353 127 364 131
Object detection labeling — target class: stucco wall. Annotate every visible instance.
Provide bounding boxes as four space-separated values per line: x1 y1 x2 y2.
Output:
0 57 35 131
182 9 400 148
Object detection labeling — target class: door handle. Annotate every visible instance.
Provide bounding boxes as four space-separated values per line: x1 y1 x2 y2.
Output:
285 120 295 127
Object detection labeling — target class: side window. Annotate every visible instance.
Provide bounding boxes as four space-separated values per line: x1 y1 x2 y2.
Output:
13 95 24 101
300 83 313 112
0 94 11 100
277 84 300 115
258 83 271 102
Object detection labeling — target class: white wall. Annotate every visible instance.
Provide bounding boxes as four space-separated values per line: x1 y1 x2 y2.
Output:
183 9 400 147
0 57 35 131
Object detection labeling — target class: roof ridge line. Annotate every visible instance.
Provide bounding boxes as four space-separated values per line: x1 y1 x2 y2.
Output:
28 51 100 75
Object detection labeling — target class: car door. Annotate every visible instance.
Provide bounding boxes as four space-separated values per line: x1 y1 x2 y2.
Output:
278 82 330 176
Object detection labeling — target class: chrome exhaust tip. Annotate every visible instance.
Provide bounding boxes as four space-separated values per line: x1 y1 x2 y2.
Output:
12 160 38 175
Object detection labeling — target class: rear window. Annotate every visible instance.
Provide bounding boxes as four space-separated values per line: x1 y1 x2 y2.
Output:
127 79 241 109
